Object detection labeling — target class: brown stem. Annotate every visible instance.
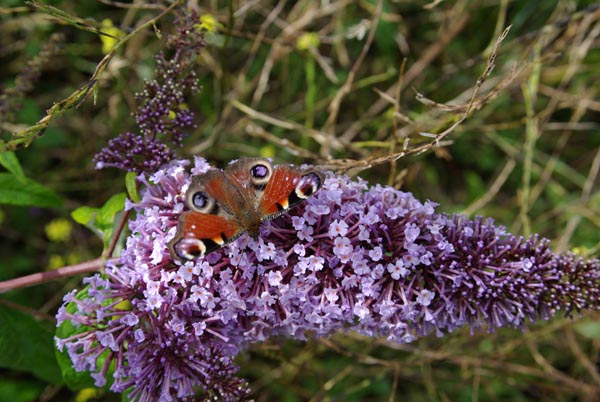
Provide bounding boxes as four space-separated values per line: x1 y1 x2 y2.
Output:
106 209 131 259
0 257 104 292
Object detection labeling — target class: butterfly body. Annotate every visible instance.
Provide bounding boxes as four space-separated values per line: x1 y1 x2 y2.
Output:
169 158 323 261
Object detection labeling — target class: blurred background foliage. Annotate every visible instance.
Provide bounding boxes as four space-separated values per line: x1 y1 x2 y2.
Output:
0 0 599 401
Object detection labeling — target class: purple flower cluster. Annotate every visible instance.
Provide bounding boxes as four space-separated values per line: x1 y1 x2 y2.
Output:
55 157 600 401
93 11 203 173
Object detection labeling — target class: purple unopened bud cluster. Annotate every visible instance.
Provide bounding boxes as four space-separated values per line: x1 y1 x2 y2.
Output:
55 157 600 401
93 11 203 173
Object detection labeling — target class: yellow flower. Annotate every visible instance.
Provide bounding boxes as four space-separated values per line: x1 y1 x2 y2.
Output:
296 32 320 51
167 103 189 120
75 388 103 402
48 253 80 270
100 19 125 54
259 145 276 159
47 254 65 270
196 14 223 32
45 218 72 243
66 252 81 266
571 247 591 257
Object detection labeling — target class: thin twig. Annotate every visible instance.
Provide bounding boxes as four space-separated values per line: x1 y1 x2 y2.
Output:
322 0 383 143
463 158 517 216
95 0 165 10
340 2 470 143
557 146 600 251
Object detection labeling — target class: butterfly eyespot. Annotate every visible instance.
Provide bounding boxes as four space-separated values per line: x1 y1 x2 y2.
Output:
295 172 323 199
249 161 273 186
189 191 216 214
192 192 208 208
172 238 207 260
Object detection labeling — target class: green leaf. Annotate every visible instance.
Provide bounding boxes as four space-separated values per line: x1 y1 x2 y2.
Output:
573 320 600 339
0 152 24 178
96 193 126 226
71 206 98 226
125 171 140 203
0 305 62 385
54 346 96 391
0 173 62 207
0 378 44 402
204 32 225 47
70 194 128 251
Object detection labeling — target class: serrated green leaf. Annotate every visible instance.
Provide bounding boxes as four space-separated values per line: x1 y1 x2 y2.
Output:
0 173 63 207
0 305 62 385
125 172 140 203
0 152 24 178
71 206 98 226
96 193 127 226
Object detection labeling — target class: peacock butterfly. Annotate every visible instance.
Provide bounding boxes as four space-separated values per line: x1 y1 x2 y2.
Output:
169 157 324 261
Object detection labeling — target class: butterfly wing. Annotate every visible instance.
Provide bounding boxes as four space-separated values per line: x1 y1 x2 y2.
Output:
223 157 268 204
259 165 324 219
224 158 324 219
169 211 240 260
169 170 246 260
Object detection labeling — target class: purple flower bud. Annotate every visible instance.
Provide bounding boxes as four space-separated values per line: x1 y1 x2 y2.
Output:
93 10 204 173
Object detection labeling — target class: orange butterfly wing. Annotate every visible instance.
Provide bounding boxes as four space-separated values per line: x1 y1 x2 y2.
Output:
169 171 246 260
260 165 323 218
